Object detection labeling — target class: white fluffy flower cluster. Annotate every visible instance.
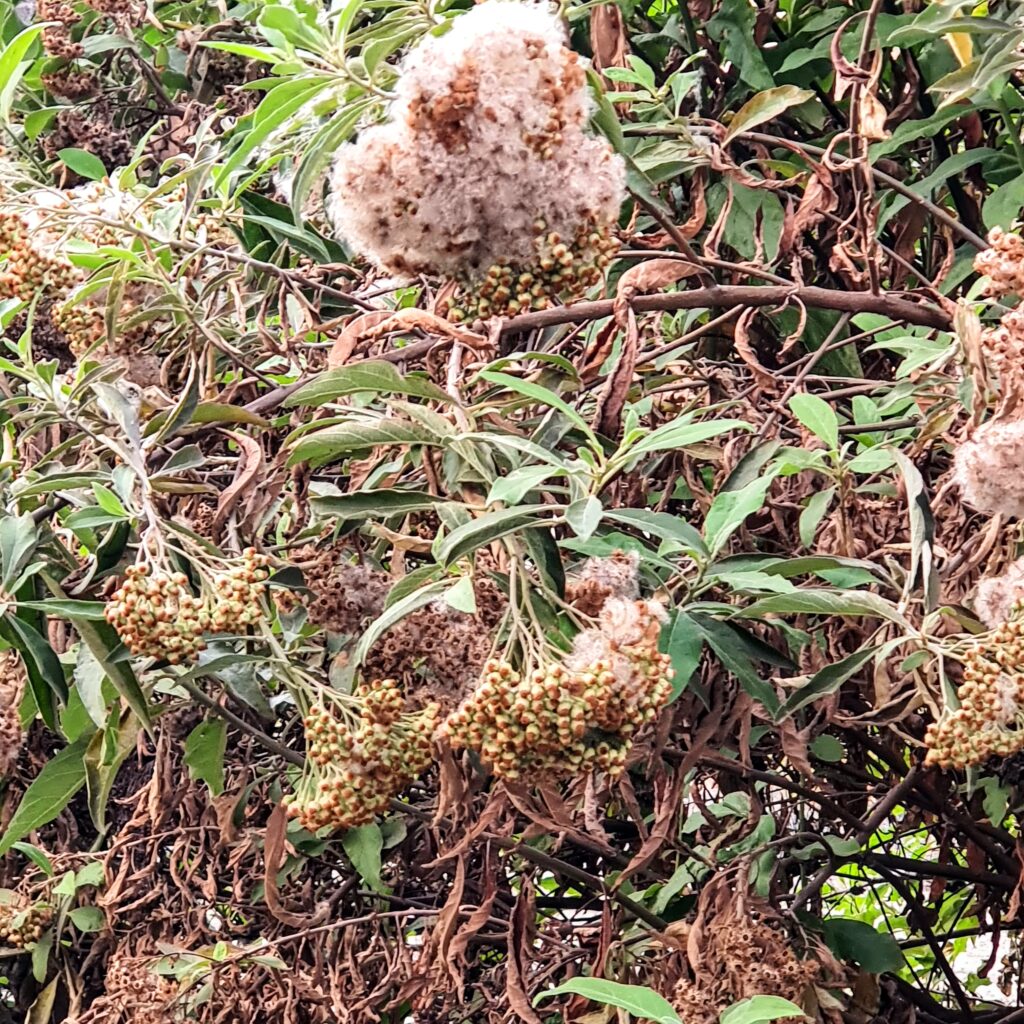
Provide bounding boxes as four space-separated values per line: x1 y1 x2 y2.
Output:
329 2 625 316
975 558 1024 627
954 419 1024 518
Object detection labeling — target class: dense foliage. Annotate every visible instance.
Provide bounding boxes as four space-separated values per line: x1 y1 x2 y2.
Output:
0 0 1023 1021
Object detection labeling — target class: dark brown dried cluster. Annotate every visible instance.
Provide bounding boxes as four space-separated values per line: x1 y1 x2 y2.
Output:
105 552 270 663
41 69 99 101
286 680 440 832
75 950 177 1023
39 0 84 59
674 903 821 1024
443 599 673 781
0 897 53 949
42 104 134 177
293 545 389 635
925 620 1024 770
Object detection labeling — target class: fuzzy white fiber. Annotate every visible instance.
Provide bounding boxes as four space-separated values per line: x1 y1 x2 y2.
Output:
329 1 625 278
954 419 1024 518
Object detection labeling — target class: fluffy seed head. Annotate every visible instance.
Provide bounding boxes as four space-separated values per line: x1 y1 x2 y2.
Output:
329 1 625 280
953 418 1024 517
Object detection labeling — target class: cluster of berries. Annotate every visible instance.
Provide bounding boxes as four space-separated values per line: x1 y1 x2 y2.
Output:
925 619 1024 769
105 551 270 663
444 600 674 781
0 212 79 303
286 680 440 832
0 899 53 949
439 218 619 323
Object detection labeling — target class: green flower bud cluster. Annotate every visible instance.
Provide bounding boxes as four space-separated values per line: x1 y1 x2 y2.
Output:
105 550 270 664
0 212 78 303
0 899 52 949
443 645 674 782
926 619 1024 770
438 217 619 324
285 679 440 833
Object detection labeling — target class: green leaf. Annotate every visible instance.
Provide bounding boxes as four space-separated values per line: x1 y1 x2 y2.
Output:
290 98 375 220
798 487 835 548
536 978 681 1023
628 418 749 458
342 824 387 894
0 513 39 593
73 644 110 729
821 919 904 973
0 25 48 123
183 720 227 797
720 995 807 1024
788 394 839 450
775 647 879 721
0 735 90 854
11 842 54 877
708 0 773 90
663 611 703 699
311 489 447 520
443 575 477 614
434 505 551 566
216 78 330 191
810 735 845 762
58 147 108 181
84 710 139 833
353 579 452 669
704 474 774 556
68 906 106 933
979 775 1010 825
724 86 815 144
565 496 602 540
289 419 442 467
285 361 451 407
603 508 708 557
740 589 905 625
18 600 108 620
479 370 594 440
487 466 560 506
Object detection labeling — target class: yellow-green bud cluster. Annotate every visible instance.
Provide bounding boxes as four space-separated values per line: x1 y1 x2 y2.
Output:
105 550 270 664
926 619 1024 770
438 217 619 323
0 212 78 302
0 900 52 949
285 679 440 832
443 647 673 782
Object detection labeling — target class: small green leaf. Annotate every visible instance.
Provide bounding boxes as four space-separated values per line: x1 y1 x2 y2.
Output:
57 148 108 181
788 394 839 450
342 823 387 894
288 419 442 467
720 995 807 1024
566 496 602 540
799 487 835 548
536 978 681 1023
810 735 845 762
724 86 815 144
821 919 904 973
183 720 227 797
69 906 106 933
285 361 451 407
434 505 552 566
443 575 477 614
